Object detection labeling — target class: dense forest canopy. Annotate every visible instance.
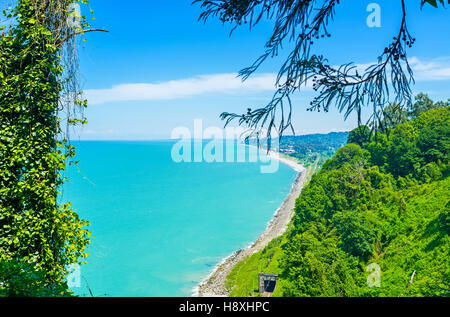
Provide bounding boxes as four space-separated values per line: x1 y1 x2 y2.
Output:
227 104 449 297
283 106 449 296
280 132 348 166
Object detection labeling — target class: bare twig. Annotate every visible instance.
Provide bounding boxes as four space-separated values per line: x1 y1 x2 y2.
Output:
58 28 109 46
400 270 416 296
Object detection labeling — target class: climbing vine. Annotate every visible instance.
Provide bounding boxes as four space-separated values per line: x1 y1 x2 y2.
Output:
0 0 104 295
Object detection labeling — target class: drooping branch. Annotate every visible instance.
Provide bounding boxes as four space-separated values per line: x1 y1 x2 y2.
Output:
195 0 419 141
307 0 413 128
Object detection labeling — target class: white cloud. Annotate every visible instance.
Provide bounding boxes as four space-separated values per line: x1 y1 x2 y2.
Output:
84 73 278 105
349 57 450 82
84 57 450 105
408 56 450 81
355 56 450 81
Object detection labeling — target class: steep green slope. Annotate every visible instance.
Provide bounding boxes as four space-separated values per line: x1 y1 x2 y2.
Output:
226 108 449 297
281 132 349 167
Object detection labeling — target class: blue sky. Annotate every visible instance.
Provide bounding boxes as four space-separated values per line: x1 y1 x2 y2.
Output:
76 0 450 140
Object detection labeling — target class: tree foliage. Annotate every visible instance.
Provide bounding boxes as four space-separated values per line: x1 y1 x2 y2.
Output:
409 93 449 119
281 132 348 166
347 125 372 149
0 0 99 295
281 107 450 296
226 107 449 297
0 260 70 296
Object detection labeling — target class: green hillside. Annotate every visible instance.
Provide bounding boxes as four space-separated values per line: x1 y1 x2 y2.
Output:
280 132 349 167
226 107 450 297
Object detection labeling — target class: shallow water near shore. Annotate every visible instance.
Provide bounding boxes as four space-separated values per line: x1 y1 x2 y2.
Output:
62 140 296 296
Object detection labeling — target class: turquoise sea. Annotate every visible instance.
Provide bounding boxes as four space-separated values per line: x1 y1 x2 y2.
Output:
63 141 297 297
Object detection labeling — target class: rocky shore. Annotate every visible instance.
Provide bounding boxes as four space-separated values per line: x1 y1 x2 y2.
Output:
196 159 307 296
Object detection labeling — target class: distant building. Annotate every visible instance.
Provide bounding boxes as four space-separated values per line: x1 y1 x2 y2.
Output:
280 145 295 153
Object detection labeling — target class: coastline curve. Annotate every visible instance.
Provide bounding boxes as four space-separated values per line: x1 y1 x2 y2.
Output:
195 155 307 297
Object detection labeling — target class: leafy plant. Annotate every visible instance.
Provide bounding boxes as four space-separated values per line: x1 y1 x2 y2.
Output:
0 0 104 295
226 107 449 297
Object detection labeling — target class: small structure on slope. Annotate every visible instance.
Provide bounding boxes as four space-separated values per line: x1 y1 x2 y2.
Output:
258 273 278 296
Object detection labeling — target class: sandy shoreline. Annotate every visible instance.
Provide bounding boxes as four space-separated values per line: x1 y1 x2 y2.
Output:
195 154 307 297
